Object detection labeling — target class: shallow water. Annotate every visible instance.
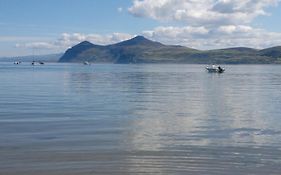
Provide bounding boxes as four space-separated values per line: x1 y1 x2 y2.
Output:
1 63 281 174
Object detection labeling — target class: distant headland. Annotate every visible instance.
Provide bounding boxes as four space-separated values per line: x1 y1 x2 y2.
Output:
1 36 280 64
59 36 281 64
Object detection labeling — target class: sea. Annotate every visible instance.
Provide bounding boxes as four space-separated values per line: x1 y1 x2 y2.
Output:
1 62 281 175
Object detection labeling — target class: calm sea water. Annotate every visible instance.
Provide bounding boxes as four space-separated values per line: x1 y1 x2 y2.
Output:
1 62 281 175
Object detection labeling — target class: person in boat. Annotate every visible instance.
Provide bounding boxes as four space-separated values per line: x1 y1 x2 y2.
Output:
218 66 223 72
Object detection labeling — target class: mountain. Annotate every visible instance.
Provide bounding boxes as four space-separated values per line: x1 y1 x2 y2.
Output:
259 46 281 59
112 35 163 47
59 36 199 63
59 36 281 64
0 53 63 62
59 41 101 62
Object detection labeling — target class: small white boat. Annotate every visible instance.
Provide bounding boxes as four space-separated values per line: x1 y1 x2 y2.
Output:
83 61 90 65
206 65 225 73
14 61 21 65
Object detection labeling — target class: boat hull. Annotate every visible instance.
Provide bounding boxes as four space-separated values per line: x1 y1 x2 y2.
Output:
206 66 225 73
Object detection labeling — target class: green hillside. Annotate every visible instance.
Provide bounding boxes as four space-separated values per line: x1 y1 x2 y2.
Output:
59 36 281 64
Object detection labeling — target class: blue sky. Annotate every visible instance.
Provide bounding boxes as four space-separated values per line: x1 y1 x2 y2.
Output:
0 0 281 57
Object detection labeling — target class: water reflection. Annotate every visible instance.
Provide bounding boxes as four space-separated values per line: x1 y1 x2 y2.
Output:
104 65 281 147
2 64 281 174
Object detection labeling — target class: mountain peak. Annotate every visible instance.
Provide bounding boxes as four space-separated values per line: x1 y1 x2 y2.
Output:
114 35 163 47
69 40 97 52
76 41 94 47
59 41 97 62
132 35 147 41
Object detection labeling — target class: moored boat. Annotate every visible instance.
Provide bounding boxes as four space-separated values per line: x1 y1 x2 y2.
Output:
31 61 44 65
206 65 225 73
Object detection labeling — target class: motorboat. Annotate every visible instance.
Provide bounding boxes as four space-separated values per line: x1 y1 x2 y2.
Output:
206 65 225 73
14 61 21 65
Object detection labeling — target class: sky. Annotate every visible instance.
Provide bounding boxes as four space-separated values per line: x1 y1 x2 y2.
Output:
0 0 281 57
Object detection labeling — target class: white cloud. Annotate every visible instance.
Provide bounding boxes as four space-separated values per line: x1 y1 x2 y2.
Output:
217 25 253 34
128 0 281 49
15 26 281 52
86 33 133 45
143 26 209 40
55 32 133 47
142 25 281 49
129 0 279 25
16 32 133 50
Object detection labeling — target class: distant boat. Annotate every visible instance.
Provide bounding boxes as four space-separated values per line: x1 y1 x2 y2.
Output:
14 61 21 65
206 65 225 73
31 61 44 65
83 61 90 65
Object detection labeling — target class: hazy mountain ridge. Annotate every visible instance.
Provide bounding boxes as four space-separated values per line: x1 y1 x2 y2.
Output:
0 53 63 62
59 36 281 64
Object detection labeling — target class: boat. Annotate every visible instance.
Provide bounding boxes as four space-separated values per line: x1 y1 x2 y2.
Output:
31 61 35 65
83 61 90 65
206 65 225 73
31 61 39 65
31 61 45 65
14 61 21 65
